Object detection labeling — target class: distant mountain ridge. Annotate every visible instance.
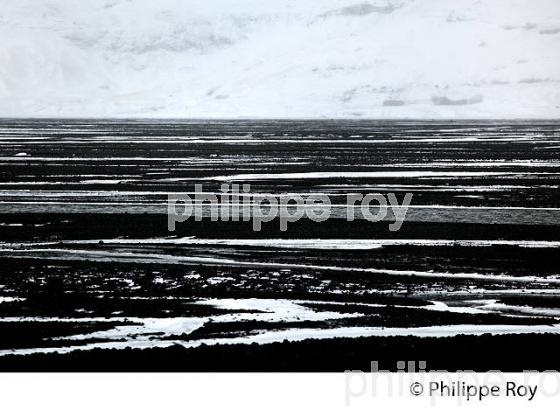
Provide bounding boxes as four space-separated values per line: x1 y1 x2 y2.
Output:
1 0 559 118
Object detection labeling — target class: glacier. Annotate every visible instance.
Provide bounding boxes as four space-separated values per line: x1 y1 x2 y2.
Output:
0 0 559 118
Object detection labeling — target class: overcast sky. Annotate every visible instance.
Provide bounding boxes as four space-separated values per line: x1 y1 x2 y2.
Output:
1 0 560 118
